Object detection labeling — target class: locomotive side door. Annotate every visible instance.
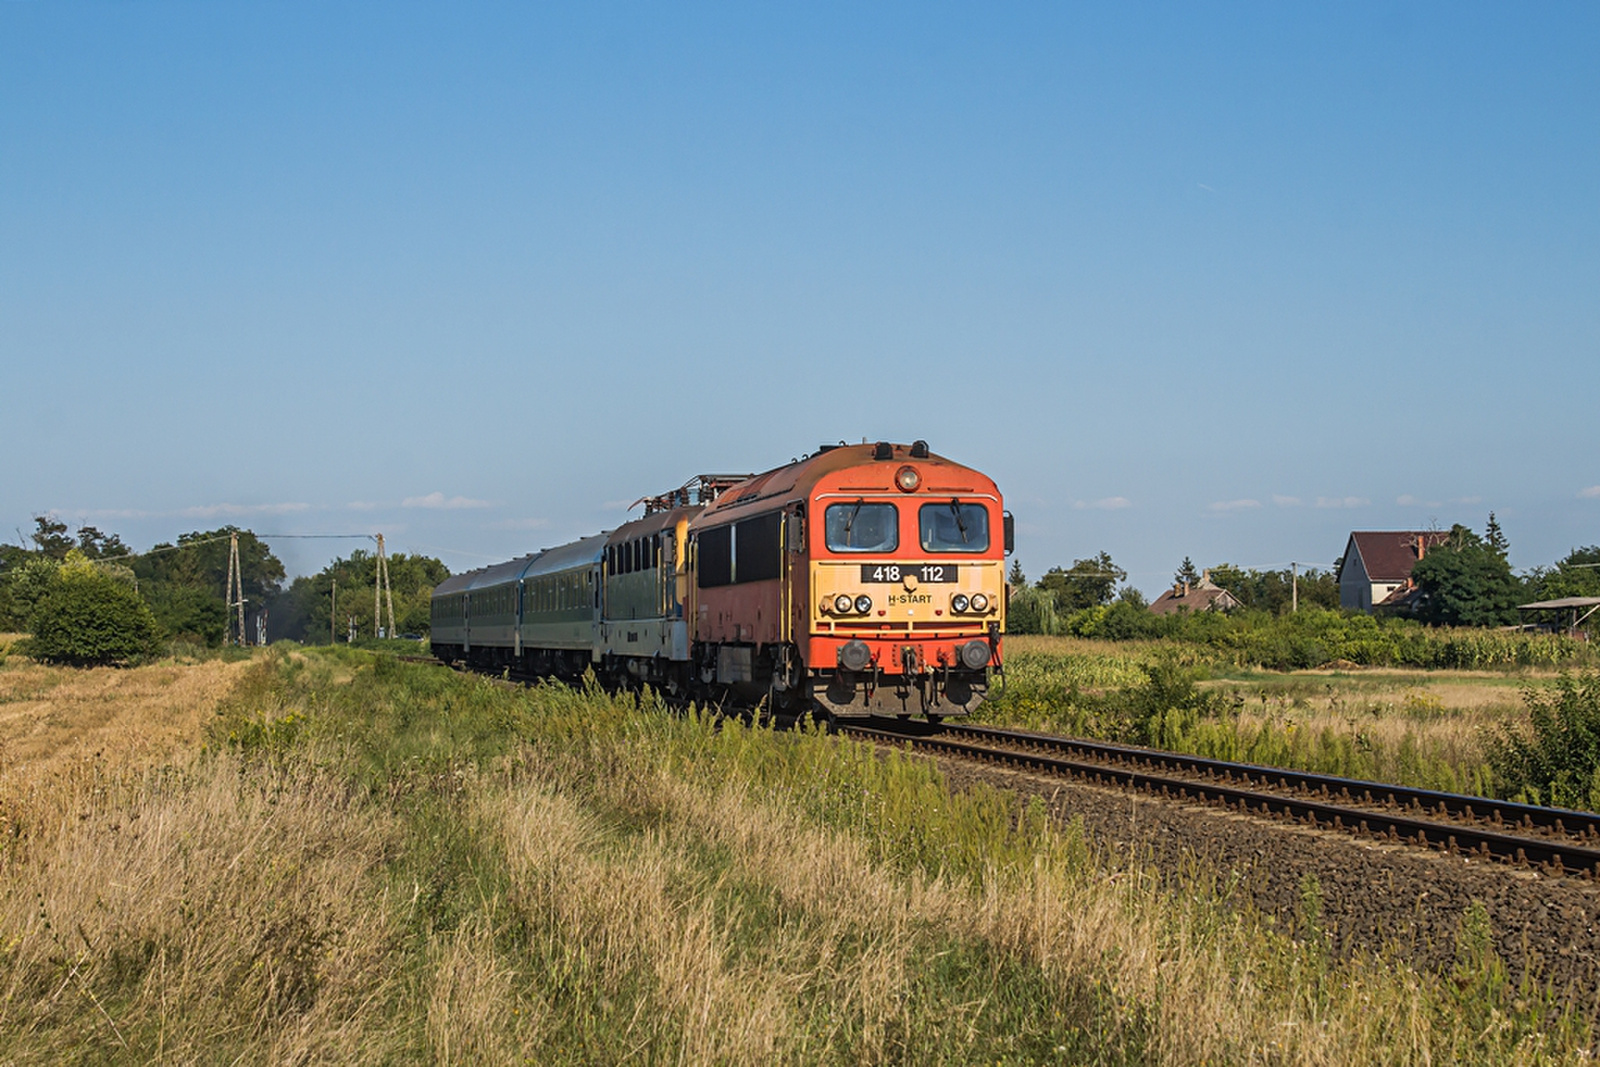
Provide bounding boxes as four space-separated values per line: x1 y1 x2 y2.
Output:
782 501 806 650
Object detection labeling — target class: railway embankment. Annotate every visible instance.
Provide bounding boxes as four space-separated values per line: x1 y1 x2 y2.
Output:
884 724 1600 1010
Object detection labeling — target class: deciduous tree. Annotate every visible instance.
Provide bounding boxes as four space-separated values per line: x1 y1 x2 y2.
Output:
1410 522 1521 627
29 516 74 560
1036 552 1126 612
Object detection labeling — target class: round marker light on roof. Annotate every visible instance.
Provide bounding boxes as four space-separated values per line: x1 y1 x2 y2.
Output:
834 594 855 614
951 593 970 613
854 594 873 614
970 593 989 612
895 465 921 492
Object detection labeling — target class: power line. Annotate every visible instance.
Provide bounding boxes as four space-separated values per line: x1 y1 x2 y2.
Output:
394 541 511 563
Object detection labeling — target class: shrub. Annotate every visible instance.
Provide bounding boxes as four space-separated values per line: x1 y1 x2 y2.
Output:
21 555 162 666
1483 672 1600 809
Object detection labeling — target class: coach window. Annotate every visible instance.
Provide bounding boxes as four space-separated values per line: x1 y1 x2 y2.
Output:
919 501 990 552
824 501 898 552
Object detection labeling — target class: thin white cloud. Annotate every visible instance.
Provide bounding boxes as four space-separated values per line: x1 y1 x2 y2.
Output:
1271 495 1301 508
180 502 310 519
1581 486 1600 499
490 517 551 531
1399 493 1480 509
401 492 493 510
1208 499 1261 512
1315 496 1370 509
67 507 154 520
346 501 380 511
1073 496 1133 511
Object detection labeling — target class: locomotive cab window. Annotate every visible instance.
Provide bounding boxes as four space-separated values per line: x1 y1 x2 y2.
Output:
824 501 898 553
919 501 990 552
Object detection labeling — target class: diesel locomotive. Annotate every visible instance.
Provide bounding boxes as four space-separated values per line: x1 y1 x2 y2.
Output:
430 440 1011 718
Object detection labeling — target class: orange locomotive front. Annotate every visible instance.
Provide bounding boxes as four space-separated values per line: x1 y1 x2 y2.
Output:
687 441 1009 719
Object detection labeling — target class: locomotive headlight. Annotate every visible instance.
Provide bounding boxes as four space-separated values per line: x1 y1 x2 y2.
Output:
951 593 970 613
854 594 873 614
834 594 855 614
894 465 921 492
970 593 989 612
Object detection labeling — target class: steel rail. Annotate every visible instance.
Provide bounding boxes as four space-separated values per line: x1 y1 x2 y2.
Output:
839 724 1600 877
934 722 1600 843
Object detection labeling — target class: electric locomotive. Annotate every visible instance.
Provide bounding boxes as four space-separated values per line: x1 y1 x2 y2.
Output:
685 440 1009 718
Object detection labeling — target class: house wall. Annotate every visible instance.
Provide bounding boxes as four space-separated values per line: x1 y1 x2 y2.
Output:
1339 541 1370 611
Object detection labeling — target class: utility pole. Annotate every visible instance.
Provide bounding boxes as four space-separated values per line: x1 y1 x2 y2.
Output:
373 533 397 640
330 579 337 644
225 531 247 646
1292 562 1298 614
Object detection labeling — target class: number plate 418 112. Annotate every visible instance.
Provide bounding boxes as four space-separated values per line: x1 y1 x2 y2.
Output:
860 564 959 583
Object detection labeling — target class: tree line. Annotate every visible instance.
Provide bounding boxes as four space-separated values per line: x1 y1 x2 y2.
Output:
0 516 447 664
1008 514 1600 637
1006 553 1340 637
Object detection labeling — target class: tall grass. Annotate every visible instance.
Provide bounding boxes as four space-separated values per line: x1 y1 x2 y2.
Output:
0 648 1589 1061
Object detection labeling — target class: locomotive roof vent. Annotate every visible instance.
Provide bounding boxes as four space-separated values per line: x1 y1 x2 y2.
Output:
872 441 894 460
909 439 930 458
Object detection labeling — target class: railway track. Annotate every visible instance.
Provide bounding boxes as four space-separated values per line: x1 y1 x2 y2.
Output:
402 652 1600 876
839 719 1600 878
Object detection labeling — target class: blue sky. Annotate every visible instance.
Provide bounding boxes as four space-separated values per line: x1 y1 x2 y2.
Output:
3 2 1597 594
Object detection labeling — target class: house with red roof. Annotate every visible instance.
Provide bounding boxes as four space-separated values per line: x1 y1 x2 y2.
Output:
1149 572 1242 616
1338 531 1451 612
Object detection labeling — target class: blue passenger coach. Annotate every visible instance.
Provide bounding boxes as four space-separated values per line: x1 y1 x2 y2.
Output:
430 536 605 679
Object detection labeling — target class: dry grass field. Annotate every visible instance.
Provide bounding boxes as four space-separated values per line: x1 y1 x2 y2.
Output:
0 646 1590 1062
0 657 248 777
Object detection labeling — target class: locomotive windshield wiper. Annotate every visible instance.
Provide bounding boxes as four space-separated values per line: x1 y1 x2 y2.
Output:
948 499 970 544
843 498 864 546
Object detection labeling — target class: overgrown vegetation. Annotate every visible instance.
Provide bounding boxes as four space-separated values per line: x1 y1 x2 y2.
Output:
1 648 1586 1061
1484 671 1600 809
983 641 1600 812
